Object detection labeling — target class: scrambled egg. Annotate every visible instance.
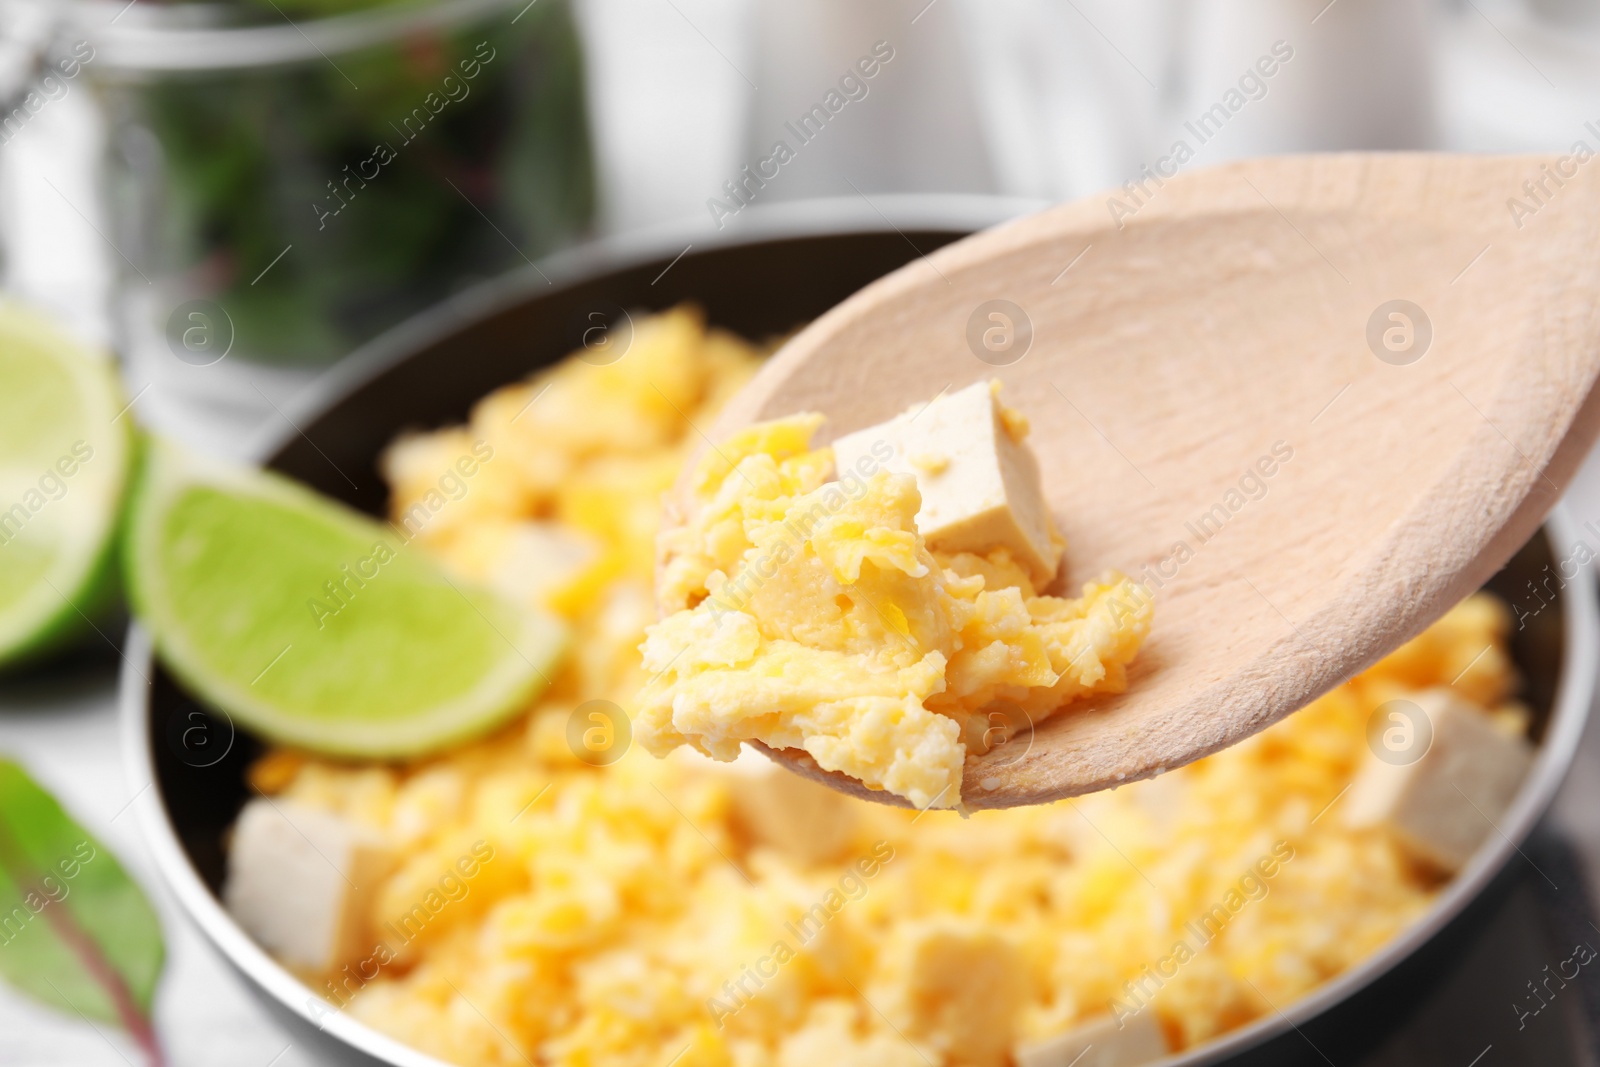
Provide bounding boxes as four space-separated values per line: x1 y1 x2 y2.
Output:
641 411 1150 809
251 307 1528 1067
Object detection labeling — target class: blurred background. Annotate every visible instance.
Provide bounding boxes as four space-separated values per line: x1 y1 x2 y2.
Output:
7 0 1600 1062
2 0 1599 453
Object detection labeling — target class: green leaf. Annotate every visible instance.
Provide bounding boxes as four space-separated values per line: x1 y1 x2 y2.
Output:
0 758 166 1062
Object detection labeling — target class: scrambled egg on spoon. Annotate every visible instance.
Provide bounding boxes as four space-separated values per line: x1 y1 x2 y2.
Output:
641 381 1152 809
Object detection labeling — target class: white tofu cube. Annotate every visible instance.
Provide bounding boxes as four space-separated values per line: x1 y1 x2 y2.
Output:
1013 1011 1168 1067
224 798 396 973
1343 688 1533 873
681 746 860 864
482 520 599 609
889 921 1029 1067
831 380 1061 585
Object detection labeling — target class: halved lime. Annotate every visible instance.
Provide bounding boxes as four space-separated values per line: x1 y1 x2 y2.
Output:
0 301 133 668
124 442 569 758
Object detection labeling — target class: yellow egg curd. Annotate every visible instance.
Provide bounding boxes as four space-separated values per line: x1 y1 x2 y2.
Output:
640 410 1152 809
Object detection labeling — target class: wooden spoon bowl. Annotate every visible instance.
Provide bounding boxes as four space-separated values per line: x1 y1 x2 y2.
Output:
690 154 1600 809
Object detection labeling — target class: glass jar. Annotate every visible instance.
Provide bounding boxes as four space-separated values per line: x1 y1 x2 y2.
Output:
84 0 594 364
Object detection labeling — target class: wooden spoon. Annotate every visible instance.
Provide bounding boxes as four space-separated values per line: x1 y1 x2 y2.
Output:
675 153 1600 809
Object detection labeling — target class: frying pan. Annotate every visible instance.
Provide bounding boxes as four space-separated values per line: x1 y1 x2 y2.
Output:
119 195 1598 1067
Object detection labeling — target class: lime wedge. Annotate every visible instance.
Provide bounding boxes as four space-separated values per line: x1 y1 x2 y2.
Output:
0 301 133 668
124 442 568 758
